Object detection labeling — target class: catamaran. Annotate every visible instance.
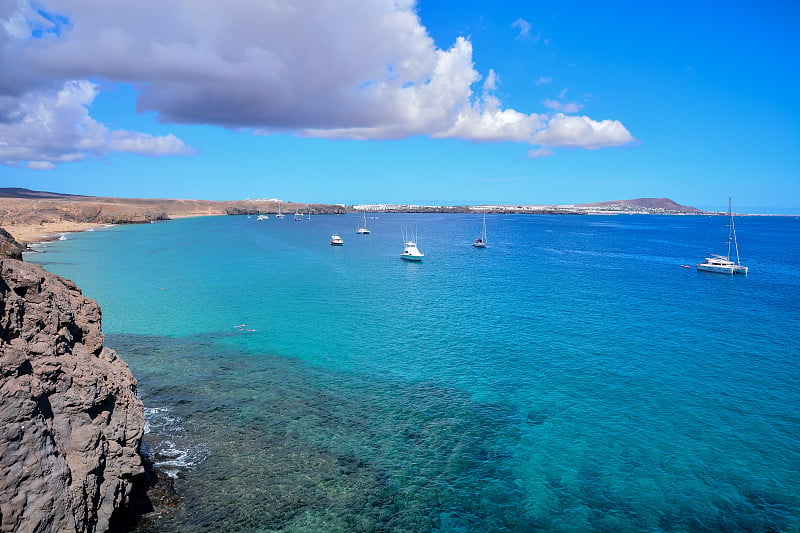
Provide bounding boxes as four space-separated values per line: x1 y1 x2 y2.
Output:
696 197 748 274
472 212 487 248
357 211 371 234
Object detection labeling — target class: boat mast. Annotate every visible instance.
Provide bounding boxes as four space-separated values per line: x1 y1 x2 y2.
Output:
729 197 742 265
726 196 733 261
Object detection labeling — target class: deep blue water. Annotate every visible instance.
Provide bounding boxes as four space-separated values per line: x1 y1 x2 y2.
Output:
29 213 800 532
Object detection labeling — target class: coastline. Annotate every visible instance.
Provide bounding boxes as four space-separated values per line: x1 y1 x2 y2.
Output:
0 193 345 245
6 213 231 245
4 221 108 244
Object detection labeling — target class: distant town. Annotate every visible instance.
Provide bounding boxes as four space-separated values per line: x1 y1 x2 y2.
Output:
352 198 705 215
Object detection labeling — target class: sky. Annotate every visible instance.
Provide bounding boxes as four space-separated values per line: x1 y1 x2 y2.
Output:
0 0 798 213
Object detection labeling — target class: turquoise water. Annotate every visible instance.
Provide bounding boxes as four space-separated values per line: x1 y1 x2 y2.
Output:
30 214 800 531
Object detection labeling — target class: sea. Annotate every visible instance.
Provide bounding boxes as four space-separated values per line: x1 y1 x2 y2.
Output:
28 213 800 532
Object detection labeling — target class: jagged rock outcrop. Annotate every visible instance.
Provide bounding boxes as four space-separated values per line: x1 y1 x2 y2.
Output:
0 235 145 532
0 228 25 260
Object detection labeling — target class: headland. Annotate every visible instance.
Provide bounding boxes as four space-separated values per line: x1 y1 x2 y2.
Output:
0 229 148 531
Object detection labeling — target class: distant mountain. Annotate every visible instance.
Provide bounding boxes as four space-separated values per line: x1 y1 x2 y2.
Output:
0 187 86 199
575 198 702 213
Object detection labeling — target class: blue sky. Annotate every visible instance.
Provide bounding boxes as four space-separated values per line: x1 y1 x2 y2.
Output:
0 0 797 212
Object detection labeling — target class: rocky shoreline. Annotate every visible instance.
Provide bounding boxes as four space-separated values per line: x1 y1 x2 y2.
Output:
0 228 162 532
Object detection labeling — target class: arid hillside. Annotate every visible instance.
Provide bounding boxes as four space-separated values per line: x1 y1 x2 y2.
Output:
0 189 345 243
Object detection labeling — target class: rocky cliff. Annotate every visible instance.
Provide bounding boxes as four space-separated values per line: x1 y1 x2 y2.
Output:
0 228 25 260
0 230 146 532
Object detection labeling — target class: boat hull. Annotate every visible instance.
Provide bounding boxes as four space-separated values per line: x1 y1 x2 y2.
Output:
400 254 423 261
696 263 748 274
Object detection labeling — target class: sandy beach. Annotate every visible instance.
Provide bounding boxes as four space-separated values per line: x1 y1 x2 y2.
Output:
0 194 343 244
2 221 108 244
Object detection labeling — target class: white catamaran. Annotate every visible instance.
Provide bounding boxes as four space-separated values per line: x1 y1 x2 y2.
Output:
357 211 371 234
696 197 748 275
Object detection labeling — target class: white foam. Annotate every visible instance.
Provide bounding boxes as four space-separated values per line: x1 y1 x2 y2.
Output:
143 405 208 478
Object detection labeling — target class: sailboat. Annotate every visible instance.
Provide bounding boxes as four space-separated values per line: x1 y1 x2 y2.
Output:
472 212 487 248
275 203 285 218
696 197 748 274
400 229 423 261
357 211 371 234
256 209 268 221
294 210 303 221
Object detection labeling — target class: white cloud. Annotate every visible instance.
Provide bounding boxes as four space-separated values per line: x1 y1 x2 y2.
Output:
526 148 555 159
542 88 585 114
511 18 532 41
535 76 552 85
533 114 635 149
0 80 195 168
1 0 635 163
542 98 584 113
542 99 561 111
27 160 56 170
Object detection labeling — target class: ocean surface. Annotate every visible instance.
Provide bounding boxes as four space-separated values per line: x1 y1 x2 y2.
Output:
29 213 800 532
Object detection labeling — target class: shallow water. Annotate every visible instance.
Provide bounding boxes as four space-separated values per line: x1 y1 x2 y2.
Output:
31 213 800 531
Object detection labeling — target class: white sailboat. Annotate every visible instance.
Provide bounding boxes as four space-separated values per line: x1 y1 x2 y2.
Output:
357 211 371 234
400 229 423 261
696 197 748 274
275 203 285 218
256 209 268 220
472 212 487 248
294 210 303 221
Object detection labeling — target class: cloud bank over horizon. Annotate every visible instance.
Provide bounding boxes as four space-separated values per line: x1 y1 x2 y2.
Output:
0 0 635 169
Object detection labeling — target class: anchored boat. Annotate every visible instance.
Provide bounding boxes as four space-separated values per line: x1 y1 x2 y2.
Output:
697 197 748 274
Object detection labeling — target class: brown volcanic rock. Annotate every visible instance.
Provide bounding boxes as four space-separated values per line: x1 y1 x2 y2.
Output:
0 228 26 260
0 258 145 532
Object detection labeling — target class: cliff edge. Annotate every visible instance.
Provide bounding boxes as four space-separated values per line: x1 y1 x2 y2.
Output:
1 229 146 532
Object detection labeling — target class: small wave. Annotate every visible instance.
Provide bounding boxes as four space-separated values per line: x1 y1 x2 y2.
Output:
143 406 183 433
58 233 68 241
149 440 209 479
143 405 208 478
